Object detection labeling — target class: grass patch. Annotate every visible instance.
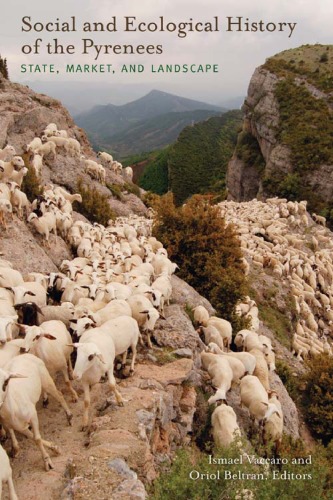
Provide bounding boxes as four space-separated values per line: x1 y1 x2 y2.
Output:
107 183 123 201
258 304 292 349
76 178 115 226
276 360 300 401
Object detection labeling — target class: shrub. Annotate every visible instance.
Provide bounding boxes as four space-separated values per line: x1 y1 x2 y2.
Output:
275 78 333 171
302 354 333 445
276 360 299 400
235 131 265 172
21 154 42 202
150 444 332 500
123 182 141 198
107 183 123 200
0 55 9 80
152 193 247 321
76 178 115 226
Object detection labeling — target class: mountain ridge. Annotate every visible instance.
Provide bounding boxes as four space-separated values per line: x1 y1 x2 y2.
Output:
75 89 225 155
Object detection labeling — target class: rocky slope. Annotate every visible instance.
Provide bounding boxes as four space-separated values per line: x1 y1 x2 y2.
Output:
0 74 147 217
226 44 333 226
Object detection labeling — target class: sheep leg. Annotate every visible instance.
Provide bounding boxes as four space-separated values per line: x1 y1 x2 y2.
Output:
43 391 49 407
121 350 128 368
41 371 73 425
81 383 91 431
8 429 20 458
20 427 60 455
62 367 78 403
130 343 137 375
146 330 153 349
107 369 124 406
67 357 74 380
7 472 18 500
29 412 54 471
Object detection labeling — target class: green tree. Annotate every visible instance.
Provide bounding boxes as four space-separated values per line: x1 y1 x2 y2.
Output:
302 354 333 445
152 193 247 321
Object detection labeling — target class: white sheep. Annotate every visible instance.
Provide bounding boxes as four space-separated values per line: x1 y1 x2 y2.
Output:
207 343 257 375
0 443 18 500
198 326 225 352
9 183 30 219
0 145 16 161
6 282 47 308
85 316 140 374
249 348 270 391
263 391 283 453
19 321 78 402
27 212 57 247
31 154 43 177
193 305 210 326
97 151 113 167
207 316 232 351
0 317 18 345
36 141 56 159
127 294 161 348
26 137 42 154
72 332 124 430
0 353 73 470
211 404 241 449
0 156 25 182
0 268 24 287
201 351 233 404
240 375 269 423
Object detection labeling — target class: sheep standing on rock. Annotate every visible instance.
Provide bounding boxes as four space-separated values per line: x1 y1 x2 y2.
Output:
211 403 241 448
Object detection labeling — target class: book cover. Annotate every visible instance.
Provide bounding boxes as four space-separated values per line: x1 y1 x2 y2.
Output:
0 1 332 499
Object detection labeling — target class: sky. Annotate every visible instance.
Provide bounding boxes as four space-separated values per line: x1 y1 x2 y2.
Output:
1 0 332 112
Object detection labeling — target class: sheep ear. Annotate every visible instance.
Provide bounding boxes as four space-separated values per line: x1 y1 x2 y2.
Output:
9 373 27 379
42 333 56 340
96 353 106 364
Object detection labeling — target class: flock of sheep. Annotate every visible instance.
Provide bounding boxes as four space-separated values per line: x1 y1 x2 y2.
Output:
219 199 333 360
0 121 333 499
193 301 282 456
0 122 133 229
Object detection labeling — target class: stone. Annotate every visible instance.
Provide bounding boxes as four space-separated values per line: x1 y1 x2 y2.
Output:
113 478 147 499
135 358 193 386
172 348 193 359
108 458 137 480
153 304 201 351
171 275 215 314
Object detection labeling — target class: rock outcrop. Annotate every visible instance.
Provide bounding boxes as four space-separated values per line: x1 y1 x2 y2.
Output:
0 74 147 217
226 44 333 225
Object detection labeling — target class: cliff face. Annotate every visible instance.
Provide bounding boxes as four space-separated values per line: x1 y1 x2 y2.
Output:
227 44 333 224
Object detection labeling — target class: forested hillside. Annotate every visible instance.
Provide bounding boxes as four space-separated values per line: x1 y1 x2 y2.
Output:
137 110 242 204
